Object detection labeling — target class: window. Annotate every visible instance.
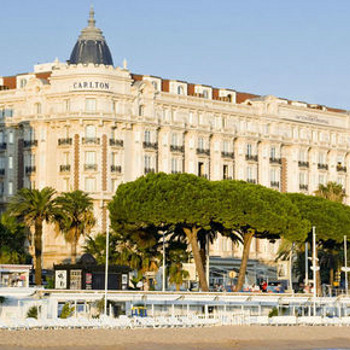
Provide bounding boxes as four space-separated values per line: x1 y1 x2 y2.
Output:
270 168 277 182
64 178 70 192
198 162 204 177
223 165 228 179
203 90 209 99
177 86 184 95
8 156 13 170
144 130 151 143
35 103 42 114
111 100 116 113
85 98 96 112
270 147 276 159
319 153 326 164
20 79 27 88
144 155 151 169
85 177 96 192
338 177 345 187
63 152 70 165
222 140 229 153
299 172 308 185
85 125 96 138
189 112 194 125
139 105 145 116
247 166 253 180
4 108 13 118
171 133 178 146
8 181 13 196
0 182 4 195
0 157 5 170
85 151 96 165
299 149 307 161
111 152 118 165
8 131 13 144
198 137 204 150
319 175 326 185
0 131 4 144
246 144 252 156
152 81 158 90
64 99 70 112
171 158 177 173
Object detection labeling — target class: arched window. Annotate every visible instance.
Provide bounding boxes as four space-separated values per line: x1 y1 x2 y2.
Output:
177 85 184 95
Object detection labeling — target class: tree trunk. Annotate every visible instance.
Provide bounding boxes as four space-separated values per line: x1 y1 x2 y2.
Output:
34 218 43 286
235 230 254 292
71 227 78 264
184 227 208 292
329 267 334 286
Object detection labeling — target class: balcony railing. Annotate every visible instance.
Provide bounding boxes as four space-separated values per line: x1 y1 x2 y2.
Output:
171 170 182 174
337 164 347 172
317 163 328 170
269 157 282 164
299 184 309 191
24 140 38 148
223 175 233 180
298 161 309 168
111 165 122 173
0 143 7 150
58 138 72 146
245 154 258 162
170 145 184 153
110 139 124 147
25 166 36 175
0 169 5 176
144 167 155 174
246 178 257 184
143 141 158 150
270 181 280 188
82 137 100 145
84 164 97 171
196 148 210 156
59 165 71 173
199 174 208 179
221 151 234 159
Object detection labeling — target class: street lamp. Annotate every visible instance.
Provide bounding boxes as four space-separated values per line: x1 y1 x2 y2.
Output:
104 230 110 316
341 235 350 296
162 231 166 292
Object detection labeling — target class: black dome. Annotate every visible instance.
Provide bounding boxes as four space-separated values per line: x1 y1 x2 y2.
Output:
69 7 114 66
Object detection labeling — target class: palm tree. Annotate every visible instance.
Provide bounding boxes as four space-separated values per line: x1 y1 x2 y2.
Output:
7 187 57 285
315 181 346 203
55 190 95 264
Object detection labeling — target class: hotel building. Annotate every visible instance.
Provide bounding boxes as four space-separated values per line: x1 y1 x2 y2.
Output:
0 9 349 282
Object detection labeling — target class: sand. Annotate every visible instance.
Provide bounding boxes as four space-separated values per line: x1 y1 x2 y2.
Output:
0 325 349 350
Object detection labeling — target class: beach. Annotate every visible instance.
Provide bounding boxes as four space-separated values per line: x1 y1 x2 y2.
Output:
0 325 350 350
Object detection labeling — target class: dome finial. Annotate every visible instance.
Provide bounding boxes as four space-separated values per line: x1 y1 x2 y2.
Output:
88 5 95 27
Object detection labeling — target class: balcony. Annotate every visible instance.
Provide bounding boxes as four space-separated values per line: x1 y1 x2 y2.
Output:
317 163 328 170
245 154 258 162
143 141 158 150
0 169 5 176
199 174 208 179
23 140 38 148
144 167 155 174
298 161 309 168
337 164 347 172
59 164 71 173
25 166 36 175
196 148 210 156
110 139 124 147
84 164 97 171
299 184 309 191
246 179 257 184
270 181 280 188
223 175 233 180
111 165 122 174
82 137 100 145
0 143 7 150
221 151 234 159
58 138 72 146
170 145 184 153
269 157 282 165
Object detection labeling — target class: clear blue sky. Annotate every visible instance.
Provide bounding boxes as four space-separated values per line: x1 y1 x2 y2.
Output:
1 0 350 109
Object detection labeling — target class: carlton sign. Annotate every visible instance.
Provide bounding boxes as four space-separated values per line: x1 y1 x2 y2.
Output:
72 81 110 90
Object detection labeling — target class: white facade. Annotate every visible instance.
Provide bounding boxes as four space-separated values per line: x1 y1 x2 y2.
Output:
1 14 349 269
